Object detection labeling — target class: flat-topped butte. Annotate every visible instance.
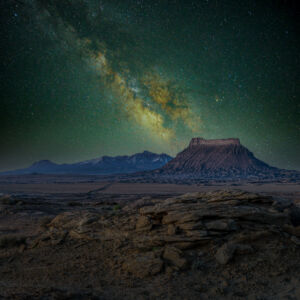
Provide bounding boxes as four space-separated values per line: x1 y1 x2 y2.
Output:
189 138 241 147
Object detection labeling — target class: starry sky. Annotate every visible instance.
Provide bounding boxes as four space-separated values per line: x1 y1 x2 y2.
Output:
1 0 299 171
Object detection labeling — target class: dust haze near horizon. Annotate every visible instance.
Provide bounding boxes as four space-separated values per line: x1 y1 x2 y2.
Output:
1 0 299 171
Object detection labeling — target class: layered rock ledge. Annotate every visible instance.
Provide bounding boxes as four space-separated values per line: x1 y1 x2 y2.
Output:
1 190 300 299
30 190 300 278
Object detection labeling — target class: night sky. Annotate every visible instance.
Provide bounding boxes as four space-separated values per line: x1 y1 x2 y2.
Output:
1 0 299 171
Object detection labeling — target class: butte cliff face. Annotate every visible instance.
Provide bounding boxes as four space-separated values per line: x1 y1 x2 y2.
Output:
158 138 278 179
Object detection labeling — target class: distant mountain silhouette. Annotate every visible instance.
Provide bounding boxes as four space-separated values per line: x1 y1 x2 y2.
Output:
2 151 173 175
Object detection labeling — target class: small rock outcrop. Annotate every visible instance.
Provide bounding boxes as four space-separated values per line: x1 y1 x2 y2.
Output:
31 190 300 278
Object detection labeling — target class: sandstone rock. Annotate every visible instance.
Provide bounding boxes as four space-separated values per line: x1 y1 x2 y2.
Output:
235 244 254 255
18 244 26 253
163 246 187 269
186 230 208 238
167 224 178 235
49 212 80 230
178 193 202 201
27 190 299 282
290 236 300 246
283 225 300 237
178 221 204 231
122 253 163 278
206 191 261 203
172 242 195 249
136 215 152 231
234 231 272 243
123 197 154 211
69 230 93 240
133 236 163 249
205 219 238 231
215 243 253 264
139 205 164 216
206 231 226 236
237 210 289 226
162 212 203 225
272 198 293 211
50 230 68 245
152 234 211 244
78 215 99 227
215 243 236 265
39 216 54 229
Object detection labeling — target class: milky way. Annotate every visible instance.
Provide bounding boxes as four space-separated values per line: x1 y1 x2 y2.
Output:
0 0 299 171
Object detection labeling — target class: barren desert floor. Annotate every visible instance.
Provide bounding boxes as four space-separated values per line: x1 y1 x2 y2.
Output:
0 176 299 299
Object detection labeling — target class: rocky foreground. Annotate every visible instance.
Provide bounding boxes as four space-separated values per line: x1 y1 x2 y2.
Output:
1 190 300 299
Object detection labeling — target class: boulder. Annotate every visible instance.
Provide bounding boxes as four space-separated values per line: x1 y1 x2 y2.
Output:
49 212 80 230
205 219 238 231
215 243 253 264
283 225 300 237
167 224 178 235
178 221 204 231
136 215 152 231
162 212 204 225
163 246 187 269
215 243 237 265
78 215 99 227
122 253 163 278
291 236 300 246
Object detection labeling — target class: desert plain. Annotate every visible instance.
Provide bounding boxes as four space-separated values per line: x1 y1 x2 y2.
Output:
0 175 299 299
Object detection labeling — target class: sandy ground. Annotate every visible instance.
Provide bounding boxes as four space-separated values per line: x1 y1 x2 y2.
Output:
0 179 299 194
0 180 299 209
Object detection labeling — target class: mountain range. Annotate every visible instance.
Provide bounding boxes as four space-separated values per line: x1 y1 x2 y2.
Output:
2 151 173 175
2 138 299 180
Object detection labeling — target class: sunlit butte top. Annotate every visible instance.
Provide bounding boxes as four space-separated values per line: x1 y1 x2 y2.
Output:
189 138 241 147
